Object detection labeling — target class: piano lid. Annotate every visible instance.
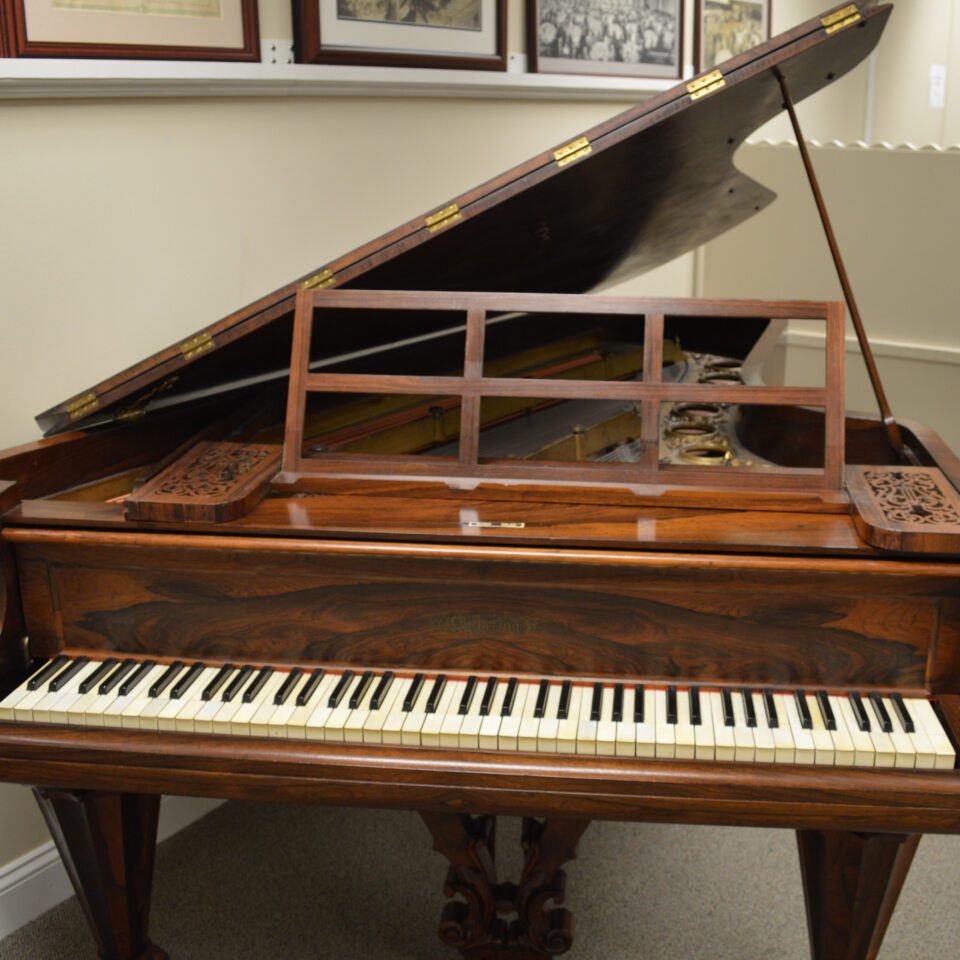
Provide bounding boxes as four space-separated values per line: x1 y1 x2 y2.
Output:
39 1 891 436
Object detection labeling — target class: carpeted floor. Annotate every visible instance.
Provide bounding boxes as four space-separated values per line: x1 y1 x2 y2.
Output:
1 802 957 959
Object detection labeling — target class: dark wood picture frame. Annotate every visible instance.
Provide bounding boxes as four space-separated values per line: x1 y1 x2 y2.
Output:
294 0 507 70
695 0 771 73
527 0 683 80
0 0 259 60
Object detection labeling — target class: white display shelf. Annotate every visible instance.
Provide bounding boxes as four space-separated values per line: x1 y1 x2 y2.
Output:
0 54 689 102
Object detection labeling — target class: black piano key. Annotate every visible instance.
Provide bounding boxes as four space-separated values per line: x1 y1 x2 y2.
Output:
479 677 498 717
243 666 273 703
816 691 836 731
666 686 678 725
27 655 68 691
891 692 915 734
403 673 425 712
349 670 375 709
763 689 779 729
99 659 137 696
222 666 254 703
274 668 303 706
170 662 204 700
795 690 813 730
721 688 735 727
118 660 155 697
327 670 355 709
557 680 572 720
296 669 325 707
634 684 645 722
850 692 871 732
201 664 235 702
869 692 893 733
148 660 181 698
534 679 550 719
689 686 702 726
369 672 394 710
612 684 624 723
49 656 90 692
588 682 603 722
500 678 518 717
459 676 479 716
425 675 447 714
742 690 757 728
81 658 120 695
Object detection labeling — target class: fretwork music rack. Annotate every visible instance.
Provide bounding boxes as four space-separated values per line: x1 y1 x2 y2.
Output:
281 291 846 493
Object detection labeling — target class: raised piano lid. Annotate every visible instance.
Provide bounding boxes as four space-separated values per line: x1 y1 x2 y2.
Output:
37 1 891 437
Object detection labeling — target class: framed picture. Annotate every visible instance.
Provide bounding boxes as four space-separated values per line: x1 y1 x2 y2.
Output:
0 0 259 60
294 0 507 71
527 0 683 80
695 0 770 72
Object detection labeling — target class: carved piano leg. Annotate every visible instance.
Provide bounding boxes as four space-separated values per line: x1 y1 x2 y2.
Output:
420 812 590 960
33 788 167 960
797 829 921 960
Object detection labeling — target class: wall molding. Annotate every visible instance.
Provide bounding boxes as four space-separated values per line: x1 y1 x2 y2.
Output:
784 329 960 366
0 796 223 941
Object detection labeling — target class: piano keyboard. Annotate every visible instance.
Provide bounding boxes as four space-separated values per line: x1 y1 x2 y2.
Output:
1 657 955 770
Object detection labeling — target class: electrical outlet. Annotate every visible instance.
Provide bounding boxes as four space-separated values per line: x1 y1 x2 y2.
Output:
262 38 295 66
929 63 946 110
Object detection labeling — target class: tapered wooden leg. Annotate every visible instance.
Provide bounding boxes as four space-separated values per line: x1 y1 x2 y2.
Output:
33 788 167 960
797 829 920 960
421 812 590 959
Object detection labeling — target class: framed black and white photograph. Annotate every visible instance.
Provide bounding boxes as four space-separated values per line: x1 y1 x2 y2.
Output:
527 0 683 79
294 0 507 70
695 0 770 72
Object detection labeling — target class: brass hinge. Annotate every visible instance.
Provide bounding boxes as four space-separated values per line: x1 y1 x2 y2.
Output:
116 376 179 423
302 268 336 290
425 203 462 233
66 391 99 420
687 70 725 101
822 4 860 35
180 331 215 361
553 136 592 168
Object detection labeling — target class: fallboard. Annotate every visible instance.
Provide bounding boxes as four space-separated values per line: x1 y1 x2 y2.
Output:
7 529 959 693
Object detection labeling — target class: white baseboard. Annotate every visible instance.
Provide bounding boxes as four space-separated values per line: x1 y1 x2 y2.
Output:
0 795 224 940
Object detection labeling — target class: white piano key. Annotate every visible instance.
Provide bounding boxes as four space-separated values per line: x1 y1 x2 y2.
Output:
286 673 338 740
192 692 228 734
519 683 545 753
478 681 509 750
911 698 957 770
324 674 366 743
171 668 222 733
266 672 307 738
305 673 350 742
880 696 917 770
729 690 756 763
750 692 776 764
32 662 100 725
768 695 796 765
119 665 171 730
436 680 467 747
0 663 54 721
635 687 657 759
694 690 716 761
673 690 696 760
899 698 937 769
155 667 211 732
362 676 405 745
575 684 597 755
653 689 675 759
99 664 166 729
556 686 583 755
706 692 735 762
379 677 415 746
244 674 287 737
421 680 460 747
12 676 61 722
342 674 381 744
596 687 618 757
781 694 815 765
498 683 530 751
824 695 856 767
804 694 834 766
459 679 491 750
614 686 636 757
536 684 563 753
400 677 433 746
864 698 897 768
836 696 876 767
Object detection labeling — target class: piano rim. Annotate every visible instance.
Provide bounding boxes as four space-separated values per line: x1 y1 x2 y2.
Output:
0 707 958 835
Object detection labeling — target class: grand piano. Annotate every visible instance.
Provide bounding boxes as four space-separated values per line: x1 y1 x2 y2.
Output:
1 3 959 958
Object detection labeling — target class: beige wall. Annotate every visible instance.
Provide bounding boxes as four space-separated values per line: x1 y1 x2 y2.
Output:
0 0 957 876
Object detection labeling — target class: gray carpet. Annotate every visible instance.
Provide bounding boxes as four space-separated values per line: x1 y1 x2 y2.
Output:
1 802 958 959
